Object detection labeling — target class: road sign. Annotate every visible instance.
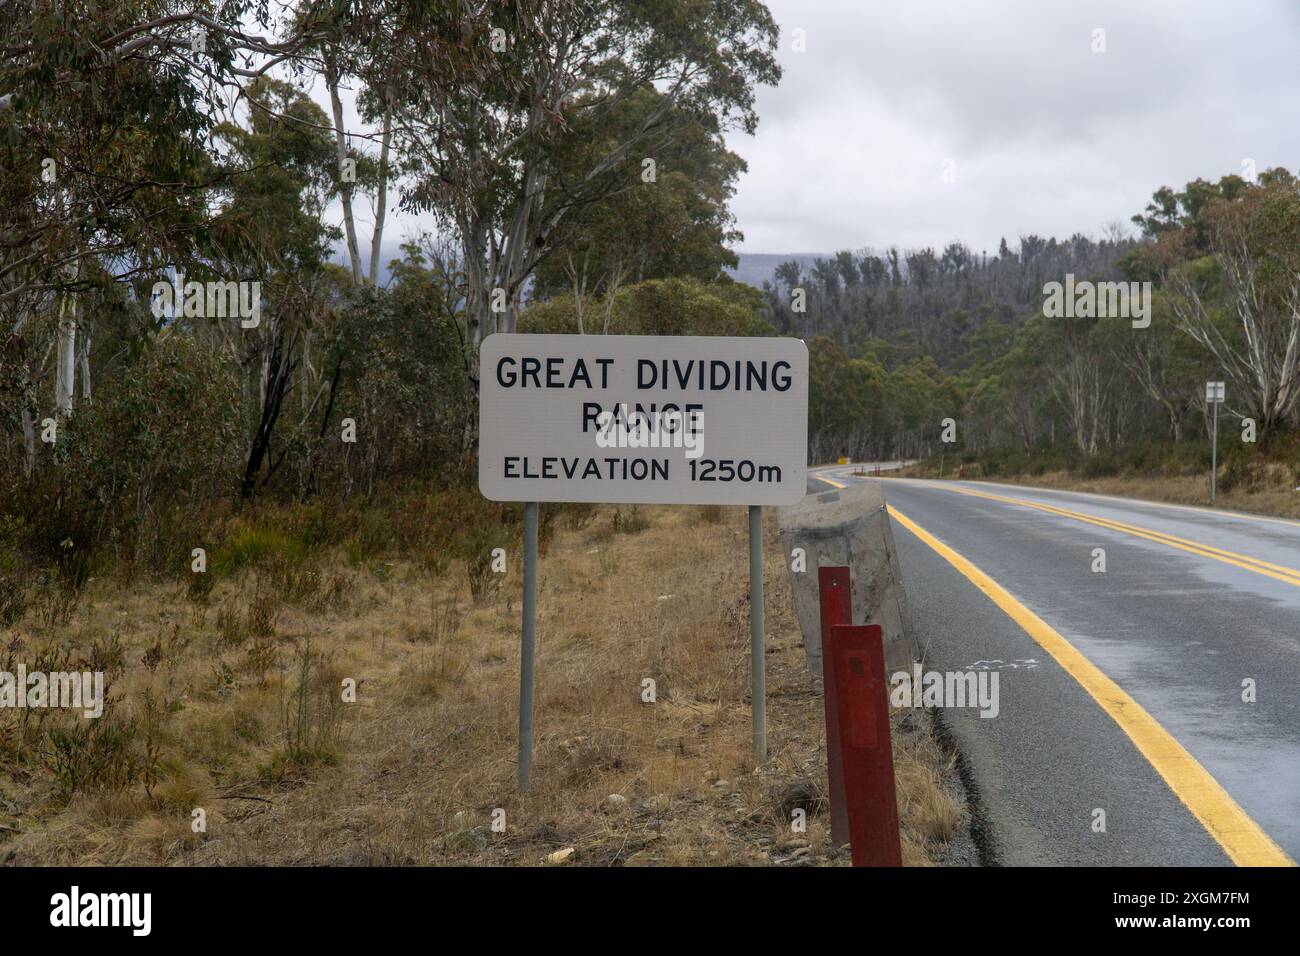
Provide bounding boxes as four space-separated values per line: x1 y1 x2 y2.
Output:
1206 381 1225 403
480 333 810 789
478 334 808 506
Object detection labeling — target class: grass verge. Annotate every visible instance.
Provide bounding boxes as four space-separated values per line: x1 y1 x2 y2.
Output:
1 503 967 866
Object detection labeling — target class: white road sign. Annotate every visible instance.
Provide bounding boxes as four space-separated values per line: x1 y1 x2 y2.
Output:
1206 381 1225 403
478 333 809 505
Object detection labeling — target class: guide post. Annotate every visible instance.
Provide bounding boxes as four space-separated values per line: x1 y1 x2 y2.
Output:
1207 381 1225 504
479 334 808 788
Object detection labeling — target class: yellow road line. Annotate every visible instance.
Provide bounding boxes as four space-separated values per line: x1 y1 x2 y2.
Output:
938 484 1300 588
813 473 846 489
886 504 1294 867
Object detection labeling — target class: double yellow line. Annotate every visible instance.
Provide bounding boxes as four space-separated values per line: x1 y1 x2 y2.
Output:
939 484 1300 589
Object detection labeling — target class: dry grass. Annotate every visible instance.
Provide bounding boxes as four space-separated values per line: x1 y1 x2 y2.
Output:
972 470 1300 519
1 503 966 866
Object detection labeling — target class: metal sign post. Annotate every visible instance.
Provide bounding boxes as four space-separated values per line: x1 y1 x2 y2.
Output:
479 334 808 789
749 505 766 763
1207 381 1225 504
517 501 539 790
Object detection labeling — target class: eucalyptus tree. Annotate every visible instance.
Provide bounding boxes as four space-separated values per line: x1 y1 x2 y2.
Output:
530 87 746 332
206 77 342 498
343 0 780 351
1145 170 1300 431
0 1 327 474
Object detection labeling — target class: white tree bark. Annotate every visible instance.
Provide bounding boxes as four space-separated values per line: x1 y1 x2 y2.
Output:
54 272 77 417
326 56 363 286
368 108 392 286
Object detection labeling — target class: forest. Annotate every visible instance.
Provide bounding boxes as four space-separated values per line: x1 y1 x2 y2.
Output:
0 0 780 599
3 2 1300 598
770 169 1300 469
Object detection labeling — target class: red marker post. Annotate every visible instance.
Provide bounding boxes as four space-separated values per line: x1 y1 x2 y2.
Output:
826 621 902 866
817 567 852 846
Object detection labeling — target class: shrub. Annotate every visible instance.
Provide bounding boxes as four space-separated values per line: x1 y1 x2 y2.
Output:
186 567 216 604
344 508 391 565
0 518 31 624
612 506 649 534
461 523 507 604
43 335 243 574
411 596 461 645
276 643 345 768
44 703 141 799
563 502 598 530
698 504 723 524
213 526 307 575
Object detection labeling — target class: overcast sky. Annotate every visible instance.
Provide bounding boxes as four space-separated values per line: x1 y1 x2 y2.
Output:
725 0 1300 255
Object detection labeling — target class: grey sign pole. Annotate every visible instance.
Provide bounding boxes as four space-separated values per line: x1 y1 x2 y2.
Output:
518 501 539 790
1207 381 1223 505
749 504 767 763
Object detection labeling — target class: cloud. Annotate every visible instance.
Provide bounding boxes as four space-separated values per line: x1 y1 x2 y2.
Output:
726 0 1300 253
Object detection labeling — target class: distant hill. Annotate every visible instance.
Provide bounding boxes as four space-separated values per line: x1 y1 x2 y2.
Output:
334 242 829 293
725 252 827 289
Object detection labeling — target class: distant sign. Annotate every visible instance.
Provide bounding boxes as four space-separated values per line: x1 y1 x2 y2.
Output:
478 334 808 505
1206 381 1225 403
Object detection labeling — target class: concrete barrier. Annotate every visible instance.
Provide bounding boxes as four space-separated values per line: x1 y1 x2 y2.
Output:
778 481 917 686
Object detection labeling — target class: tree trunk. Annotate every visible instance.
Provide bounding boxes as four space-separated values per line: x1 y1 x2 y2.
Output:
241 323 296 499
54 287 76 417
368 108 392 286
20 404 36 476
326 57 363 286
78 323 91 402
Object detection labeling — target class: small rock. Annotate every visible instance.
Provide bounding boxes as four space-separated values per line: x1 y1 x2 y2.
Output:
605 793 629 811
545 847 575 866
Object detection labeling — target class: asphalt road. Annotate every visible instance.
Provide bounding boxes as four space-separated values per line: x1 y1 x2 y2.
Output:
808 465 1299 867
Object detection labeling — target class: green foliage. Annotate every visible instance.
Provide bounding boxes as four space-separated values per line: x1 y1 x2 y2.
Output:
46 714 141 800
214 527 308 575
532 87 747 307
209 77 341 273
344 509 391 565
522 276 771 338
5 335 243 579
